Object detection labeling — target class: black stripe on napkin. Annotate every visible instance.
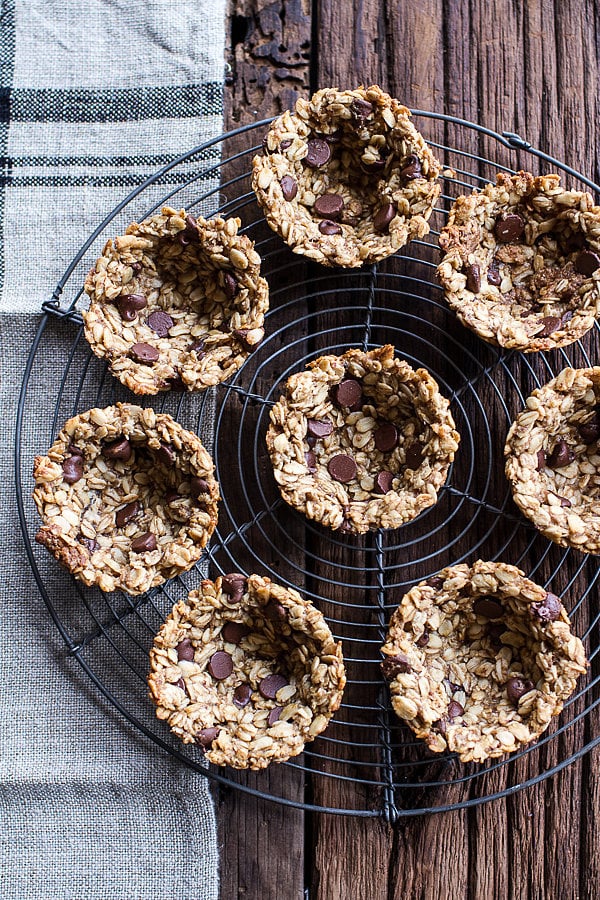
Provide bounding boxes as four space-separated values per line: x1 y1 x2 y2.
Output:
0 0 15 287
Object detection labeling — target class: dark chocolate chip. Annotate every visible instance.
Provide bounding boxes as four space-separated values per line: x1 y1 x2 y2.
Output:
361 156 386 173
400 155 422 181
531 591 562 622
328 453 357 483
190 477 210 496
380 653 412 680
233 328 262 352
433 718 448 736
318 219 342 235
314 193 345 220
465 263 481 294
547 439 575 469
115 500 140 528
164 489 179 504
131 261 143 274
222 622 251 644
265 600 288 624
117 293 147 321
305 450 317 473
223 272 238 299
167 375 186 392
130 531 157 553
351 98 373 121
405 442 424 470
374 423 398 453
506 676 534 705
175 677 187 694
494 212 525 243
324 129 343 144
426 576 444 589
184 215 199 238
447 700 464 720
102 437 132 461
222 573 247 604
575 249 600 276
305 138 331 168
67 443 84 458
258 673 288 700
536 449 547 471
267 707 283 727
208 650 233 680
559 495 572 508
374 471 393 494
578 416 600 444
233 683 252 708
147 310 174 337
155 442 175 466
62 455 84 484
373 202 396 232
473 596 503 619
196 726 219 749
487 259 502 285
306 435 317 449
307 418 333 438
81 536 99 554
280 139 292 150
333 378 362 408
280 175 298 201
176 638 194 661
538 315 563 338
487 622 507 645
189 339 206 357
416 630 430 648
130 342 159 364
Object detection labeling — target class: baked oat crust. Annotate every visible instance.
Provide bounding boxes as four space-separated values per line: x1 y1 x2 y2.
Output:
438 172 600 351
252 86 442 268
266 345 460 533
33 403 219 595
148 573 346 768
381 560 587 762
83 208 269 395
505 366 600 553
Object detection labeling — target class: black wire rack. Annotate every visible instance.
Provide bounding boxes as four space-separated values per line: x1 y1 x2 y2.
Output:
15 113 600 820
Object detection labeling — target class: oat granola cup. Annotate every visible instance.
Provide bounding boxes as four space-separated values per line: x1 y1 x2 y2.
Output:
505 366 600 553
83 208 269 395
252 85 442 268
147 573 346 768
33 403 219 595
266 345 460 534
438 172 600 351
381 561 587 763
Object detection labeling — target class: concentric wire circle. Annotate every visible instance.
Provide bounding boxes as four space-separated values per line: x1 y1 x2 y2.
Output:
15 114 600 817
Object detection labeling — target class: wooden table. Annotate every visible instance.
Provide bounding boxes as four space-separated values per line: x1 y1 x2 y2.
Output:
216 1 600 896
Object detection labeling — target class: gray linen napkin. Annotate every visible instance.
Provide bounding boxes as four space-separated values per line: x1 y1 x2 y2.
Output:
1 2 225 897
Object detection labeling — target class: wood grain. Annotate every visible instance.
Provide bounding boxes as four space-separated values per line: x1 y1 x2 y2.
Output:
222 0 600 898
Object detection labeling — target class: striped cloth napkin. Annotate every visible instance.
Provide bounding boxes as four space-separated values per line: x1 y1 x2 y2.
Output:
1 2 225 897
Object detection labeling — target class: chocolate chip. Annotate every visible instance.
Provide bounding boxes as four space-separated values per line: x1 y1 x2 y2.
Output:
306 435 317 449
487 622 506 645
374 471 393 494
400 155 422 181
233 328 262 352
81 536 99 554
531 591 562 622
506 676 534 705
208 651 233 680
538 315 563 338
130 342 159 364
167 375 186 392
575 249 600 276
196 726 219 749
416 631 430 647
62 455 84 484
176 638 194 661
233 683 252 708
374 423 398 453
314 193 345 220
559 495 572 508
361 157 386 173
222 573 247 604
115 500 140 528
433 718 448 736
305 450 317 473
328 454 357 483
426 576 444 589
155 442 175 466
117 293 147 321
305 138 330 168
405 442 424 469
265 601 288 626
324 129 343 144
561 310 574 327
473 597 503 619
222 622 251 644
130 531 157 553
189 339 206 357
190 477 210 497
465 263 481 294
280 175 298 201
380 653 411 679
175 677 187 694
223 272 238 299
131 261 143 274
164 489 179 504
333 378 362 408
448 700 464 720
351 98 373 121
147 310 174 337
267 707 283 726
318 219 342 235
494 213 525 243
182 215 200 243
547 439 575 469
102 437 132 461
579 416 600 444
487 259 502 285
307 418 333 438
373 202 396 232
280 139 292 150
258 673 288 700
536 449 547 471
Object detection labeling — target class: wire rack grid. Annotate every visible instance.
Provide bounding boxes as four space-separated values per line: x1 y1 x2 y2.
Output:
15 113 600 820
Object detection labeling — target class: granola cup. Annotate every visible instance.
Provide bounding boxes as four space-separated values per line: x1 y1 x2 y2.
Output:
266 345 460 534
33 403 219 595
83 208 269 395
438 172 600 351
252 85 442 268
505 366 600 553
148 573 346 768
381 561 587 763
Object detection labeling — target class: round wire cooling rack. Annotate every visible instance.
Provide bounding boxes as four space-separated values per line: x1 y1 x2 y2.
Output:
15 113 600 820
